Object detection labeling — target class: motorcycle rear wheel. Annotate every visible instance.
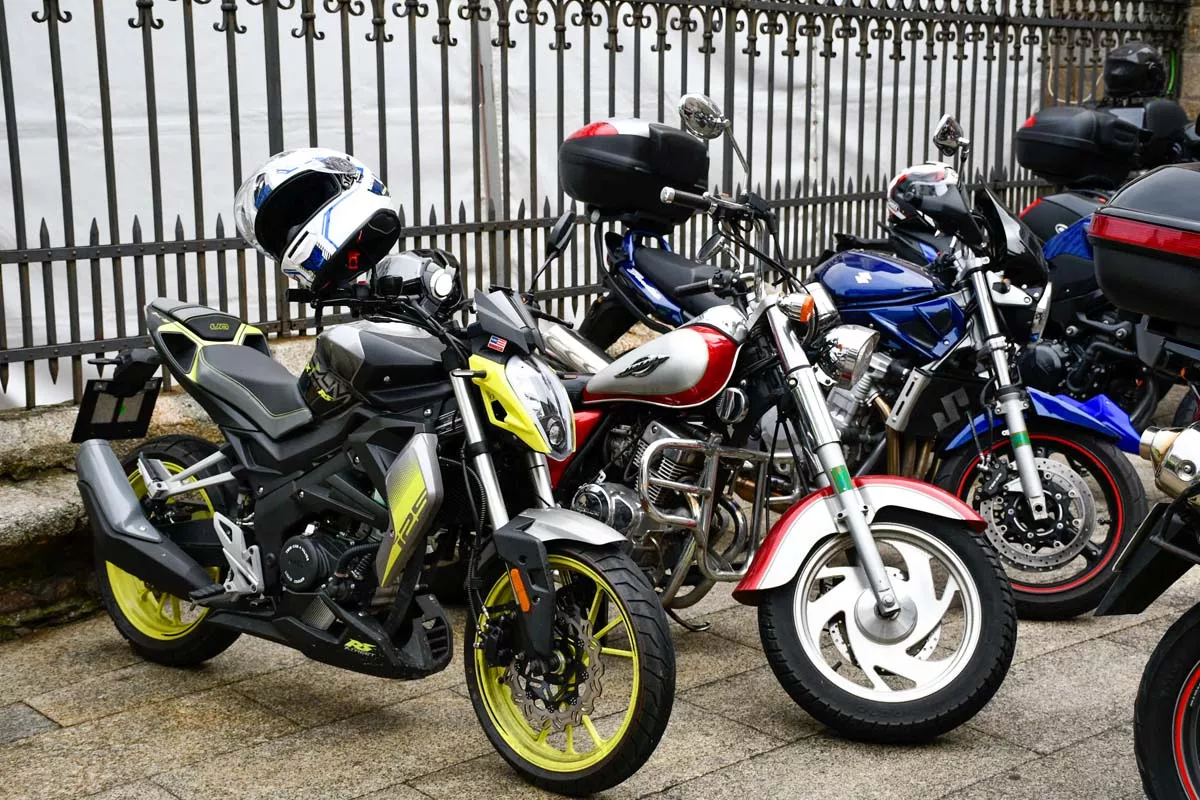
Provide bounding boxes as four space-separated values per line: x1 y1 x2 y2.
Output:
464 545 674 796
99 435 240 666
759 511 1016 743
1134 602 1200 800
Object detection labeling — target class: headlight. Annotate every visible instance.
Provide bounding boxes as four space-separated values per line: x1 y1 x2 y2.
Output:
812 324 879 388
802 282 841 333
504 355 576 459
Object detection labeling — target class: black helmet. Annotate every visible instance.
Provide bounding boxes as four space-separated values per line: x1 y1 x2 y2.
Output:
1103 41 1167 100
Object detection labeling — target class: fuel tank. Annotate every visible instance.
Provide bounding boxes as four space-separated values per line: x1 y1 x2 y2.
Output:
813 250 946 308
301 320 447 417
583 321 739 407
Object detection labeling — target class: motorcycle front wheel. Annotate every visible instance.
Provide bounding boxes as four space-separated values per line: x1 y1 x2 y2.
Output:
759 511 1016 743
936 426 1146 620
464 545 674 796
1134 602 1200 800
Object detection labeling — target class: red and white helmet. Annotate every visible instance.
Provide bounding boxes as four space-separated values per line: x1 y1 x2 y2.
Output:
234 148 400 292
887 163 960 229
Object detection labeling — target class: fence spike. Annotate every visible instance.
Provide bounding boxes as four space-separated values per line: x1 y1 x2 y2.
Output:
396 205 406 228
215 214 225 236
132 216 143 239
516 198 526 219
458 202 467 223
486 197 497 221
429 205 438 226
39 220 60 384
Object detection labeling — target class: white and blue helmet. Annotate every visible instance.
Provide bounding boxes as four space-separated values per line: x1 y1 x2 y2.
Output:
234 148 400 292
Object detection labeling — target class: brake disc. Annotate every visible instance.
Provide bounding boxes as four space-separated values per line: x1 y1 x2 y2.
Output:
502 613 605 732
980 456 1096 570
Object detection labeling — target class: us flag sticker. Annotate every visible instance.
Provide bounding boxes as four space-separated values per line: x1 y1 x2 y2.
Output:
487 335 508 353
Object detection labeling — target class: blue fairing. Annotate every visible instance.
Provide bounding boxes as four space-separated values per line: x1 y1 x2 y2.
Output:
840 295 966 360
813 250 946 307
946 387 1140 454
620 263 683 325
1042 217 1093 261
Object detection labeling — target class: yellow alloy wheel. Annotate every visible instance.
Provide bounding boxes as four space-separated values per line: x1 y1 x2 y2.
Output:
106 461 217 641
473 554 640 773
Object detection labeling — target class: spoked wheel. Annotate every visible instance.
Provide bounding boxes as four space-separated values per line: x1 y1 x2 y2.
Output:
760 512 1015 743
937 428 1146 620
1134 602 1200 799
99 436 240 666
465 546 674 796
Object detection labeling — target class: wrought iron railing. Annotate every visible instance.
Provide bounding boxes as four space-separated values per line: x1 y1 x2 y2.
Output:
0 0 1187 407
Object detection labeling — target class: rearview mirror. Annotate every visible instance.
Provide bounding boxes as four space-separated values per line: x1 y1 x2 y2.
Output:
697 233 724 262
546 211 576 257
678 94 728 140
932 114 971 158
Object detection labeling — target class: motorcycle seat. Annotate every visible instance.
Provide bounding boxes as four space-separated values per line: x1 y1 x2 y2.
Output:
632 247 725 316
147 298 313 439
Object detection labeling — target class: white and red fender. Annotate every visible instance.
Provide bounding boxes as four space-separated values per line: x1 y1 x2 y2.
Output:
732 476 985 604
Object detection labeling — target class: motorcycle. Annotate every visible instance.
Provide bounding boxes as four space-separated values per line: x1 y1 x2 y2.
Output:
1088 158 1200 800
538 94 1017 743
72 246 674 795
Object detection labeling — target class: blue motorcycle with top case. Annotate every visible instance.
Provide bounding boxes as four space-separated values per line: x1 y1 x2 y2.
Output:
794 116 1145 619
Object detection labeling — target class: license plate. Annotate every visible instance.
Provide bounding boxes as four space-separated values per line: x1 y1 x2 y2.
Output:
70 378 162 443
1113 502 1171 573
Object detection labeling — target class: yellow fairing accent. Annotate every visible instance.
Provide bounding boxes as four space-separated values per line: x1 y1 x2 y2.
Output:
107 461 217 641
154 320 263 381
469 354 550 454
474 555 639 772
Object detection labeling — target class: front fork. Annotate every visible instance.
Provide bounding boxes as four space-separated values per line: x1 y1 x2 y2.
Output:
967 269 1049 520
767 305 902 616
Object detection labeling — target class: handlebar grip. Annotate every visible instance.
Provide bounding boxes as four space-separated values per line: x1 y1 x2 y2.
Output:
675 279 713 297
660 186 714 212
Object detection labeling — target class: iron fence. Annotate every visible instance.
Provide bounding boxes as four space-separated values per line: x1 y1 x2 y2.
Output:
0 0 1188 407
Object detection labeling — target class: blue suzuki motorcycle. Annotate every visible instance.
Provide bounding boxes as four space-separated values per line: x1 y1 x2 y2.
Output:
574 115 1145 619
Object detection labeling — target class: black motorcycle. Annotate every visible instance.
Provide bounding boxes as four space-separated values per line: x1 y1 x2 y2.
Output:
72 251 675 796
1091 159 1200 798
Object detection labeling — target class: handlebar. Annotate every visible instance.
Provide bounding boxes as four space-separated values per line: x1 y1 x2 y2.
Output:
675 279 714 297
660 187 716 213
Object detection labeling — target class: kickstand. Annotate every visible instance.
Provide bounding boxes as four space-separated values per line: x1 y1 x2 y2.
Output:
666 606 712 633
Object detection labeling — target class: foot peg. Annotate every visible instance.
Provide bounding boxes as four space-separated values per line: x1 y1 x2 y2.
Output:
187 583 227 604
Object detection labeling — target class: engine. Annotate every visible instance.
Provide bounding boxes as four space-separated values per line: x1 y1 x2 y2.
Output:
279 530 355 592
570 419 700 538
824 352 893 466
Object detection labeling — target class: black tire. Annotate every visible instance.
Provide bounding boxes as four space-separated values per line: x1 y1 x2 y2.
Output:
935 425 1146 620
1174 391 1200 428
759 511 1016 743
97 435 240 667
577 293 637 352
464 545 674 796
1134 602 1200 800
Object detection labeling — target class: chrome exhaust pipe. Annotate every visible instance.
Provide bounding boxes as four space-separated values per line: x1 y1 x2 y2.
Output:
76 440 216 599
538 319 611 374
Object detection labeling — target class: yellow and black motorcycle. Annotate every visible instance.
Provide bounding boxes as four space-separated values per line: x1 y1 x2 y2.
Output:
72 249 674 795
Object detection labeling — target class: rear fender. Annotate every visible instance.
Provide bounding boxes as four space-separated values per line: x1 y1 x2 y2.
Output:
945 387 1140 454
732 476 985 604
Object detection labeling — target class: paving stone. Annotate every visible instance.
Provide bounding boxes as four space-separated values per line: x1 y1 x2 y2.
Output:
692 603 762 651
650 727 1033 800
410 699 783 800
351 785 433 800
1012 605 1176 665
154 689 491 800
0 687 295 800
0 615 141 705
87 781 185 800
1103 609 1183 652
670 582 742 622
968 638 1147 754
678 664 821 742
669 625 764 692
943 723 1141 799
29 635 304 726
0 703 57 744
230 647 464 728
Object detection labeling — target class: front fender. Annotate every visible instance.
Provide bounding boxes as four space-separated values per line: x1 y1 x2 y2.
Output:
945 388 1139 454
732 476 985 604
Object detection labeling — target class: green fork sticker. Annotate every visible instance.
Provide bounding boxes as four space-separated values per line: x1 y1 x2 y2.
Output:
1011 431 1031 448
831 465 854 493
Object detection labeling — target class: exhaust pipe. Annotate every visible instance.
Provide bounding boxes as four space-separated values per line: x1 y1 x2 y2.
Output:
76 440 216 599
538 319 611 374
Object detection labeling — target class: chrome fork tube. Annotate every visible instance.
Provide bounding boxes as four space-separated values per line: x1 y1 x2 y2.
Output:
450 371 511 531
524 452 556 509
967 267 1048 519
766 305 901 615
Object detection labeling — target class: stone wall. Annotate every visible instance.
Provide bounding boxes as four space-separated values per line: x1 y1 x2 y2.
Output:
1180 0 1200 115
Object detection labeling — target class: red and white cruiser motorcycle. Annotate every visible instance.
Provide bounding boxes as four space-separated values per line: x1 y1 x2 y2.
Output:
526 99 1017 740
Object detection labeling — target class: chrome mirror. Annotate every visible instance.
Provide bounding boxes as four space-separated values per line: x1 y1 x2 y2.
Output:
678 94 728 140
697 233 724 262
932 114 971 158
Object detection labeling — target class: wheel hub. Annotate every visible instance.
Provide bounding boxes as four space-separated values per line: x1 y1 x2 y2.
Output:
980 457 1095 570
853 579 918 644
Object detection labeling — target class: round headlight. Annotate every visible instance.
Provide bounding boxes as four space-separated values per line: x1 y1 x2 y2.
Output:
545 416 567 449
813 324 879 388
